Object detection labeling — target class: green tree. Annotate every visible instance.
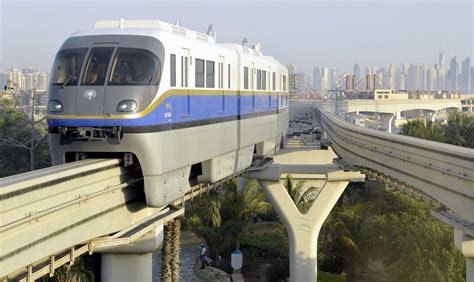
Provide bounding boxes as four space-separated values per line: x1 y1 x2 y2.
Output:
283 174 320 213
187 179 272 258
445 111 474 148
0 90 50 176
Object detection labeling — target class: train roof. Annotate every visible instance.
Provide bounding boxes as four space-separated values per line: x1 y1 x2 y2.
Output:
68 19 286 70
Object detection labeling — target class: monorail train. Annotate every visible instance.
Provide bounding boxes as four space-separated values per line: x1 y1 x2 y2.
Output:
47 19 289 207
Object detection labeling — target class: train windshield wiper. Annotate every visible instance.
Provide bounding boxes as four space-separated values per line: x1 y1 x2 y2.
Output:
61 75 78 89
61 77 73 89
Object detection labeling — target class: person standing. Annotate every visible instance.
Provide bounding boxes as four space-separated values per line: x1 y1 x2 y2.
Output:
199 244 210 269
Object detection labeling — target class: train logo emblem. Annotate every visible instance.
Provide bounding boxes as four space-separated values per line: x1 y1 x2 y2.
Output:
84 89 97 100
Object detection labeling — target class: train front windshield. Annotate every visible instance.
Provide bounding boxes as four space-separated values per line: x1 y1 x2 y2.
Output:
50 47 162 87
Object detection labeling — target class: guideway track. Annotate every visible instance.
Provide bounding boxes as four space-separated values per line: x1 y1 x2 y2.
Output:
1 156 255 280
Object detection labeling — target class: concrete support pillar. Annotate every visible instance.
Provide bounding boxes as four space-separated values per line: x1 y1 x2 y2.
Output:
454 229 474 282
423 110 436 123
101 253 152 282
387 114 395 133
97 225 164 282
258 180 350 281
395 111 401 120
468 257 474 281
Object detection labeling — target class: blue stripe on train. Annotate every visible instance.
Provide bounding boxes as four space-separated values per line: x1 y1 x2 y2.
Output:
48 94 287 127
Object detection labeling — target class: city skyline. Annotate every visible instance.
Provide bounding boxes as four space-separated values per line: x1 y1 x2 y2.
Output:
1 0 473 75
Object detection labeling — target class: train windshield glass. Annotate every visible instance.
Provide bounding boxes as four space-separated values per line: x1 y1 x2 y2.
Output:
109 48 161 86
51 48 87 86
82 47 115 86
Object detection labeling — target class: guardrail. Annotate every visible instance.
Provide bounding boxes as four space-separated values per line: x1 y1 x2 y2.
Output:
313 105 474 220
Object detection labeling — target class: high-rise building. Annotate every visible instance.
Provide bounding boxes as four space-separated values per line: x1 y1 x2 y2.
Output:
407 64 417 90
353 63 361 78
7 68 25 90
438 48 445 70
24 73 35 91
436 68 446 91
471 67 474 93
320 67 329 94
0 72 5 90
388 64 398 90
312 67 321 91
460 56 470 93
37 72 49 91
449 55 458 91
426 68 437 91
329 68 337 89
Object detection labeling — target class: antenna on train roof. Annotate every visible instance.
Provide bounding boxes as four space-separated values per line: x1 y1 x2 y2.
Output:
207 24 216 40
175 19 181 26
242 36 248 47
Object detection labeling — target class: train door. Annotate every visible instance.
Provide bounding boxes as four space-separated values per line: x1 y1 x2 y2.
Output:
181 48 190 117
218 56 225 113
75 44 117 115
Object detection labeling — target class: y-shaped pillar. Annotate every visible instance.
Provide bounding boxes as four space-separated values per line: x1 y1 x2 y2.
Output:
259 180 350 281
247 154 364 281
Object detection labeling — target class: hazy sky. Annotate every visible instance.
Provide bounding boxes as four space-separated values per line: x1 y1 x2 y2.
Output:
0 0 473 74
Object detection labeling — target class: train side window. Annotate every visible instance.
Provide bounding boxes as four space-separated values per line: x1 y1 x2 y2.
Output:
170 54 176 87
228 64 231 89
244 67 249 89
195 59 205 88
257 69 262 90
262 70 266 90
272 72 276 90
82 47 114 86
206 61 215 88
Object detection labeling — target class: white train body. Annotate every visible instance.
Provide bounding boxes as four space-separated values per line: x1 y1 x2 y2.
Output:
48 19 289 207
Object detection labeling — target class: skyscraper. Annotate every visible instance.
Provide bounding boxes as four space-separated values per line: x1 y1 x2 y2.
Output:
426 68 437 91
449 55 458 91
312 67 321 91
460 56 470 93
388 64 398 90
353 63 361 78
320 67 329 94
471 67 474 93
438 48 445 70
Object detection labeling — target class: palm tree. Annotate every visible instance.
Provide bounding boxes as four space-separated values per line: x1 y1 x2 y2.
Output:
170 220 181 282
445 111 474 148
160 223 173 281
187 179 272 258
400 120 426 138
283 175 320 213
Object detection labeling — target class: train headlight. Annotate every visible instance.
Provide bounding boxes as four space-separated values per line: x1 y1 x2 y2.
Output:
117 100 137 112
48 100 63 112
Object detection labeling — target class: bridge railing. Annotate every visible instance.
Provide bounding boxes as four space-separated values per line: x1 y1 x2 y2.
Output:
313 105 474 220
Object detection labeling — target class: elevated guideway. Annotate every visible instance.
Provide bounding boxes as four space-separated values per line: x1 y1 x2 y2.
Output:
316 98 462 114
0 156 254 281
292 99 474 279
292 100 474 220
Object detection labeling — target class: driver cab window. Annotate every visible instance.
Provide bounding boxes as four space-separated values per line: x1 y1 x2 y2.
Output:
51 48 87 86
82 47 114 86
109 48 161 86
